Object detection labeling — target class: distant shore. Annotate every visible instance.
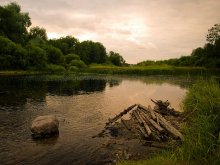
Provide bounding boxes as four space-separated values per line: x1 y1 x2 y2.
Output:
0 65 219 77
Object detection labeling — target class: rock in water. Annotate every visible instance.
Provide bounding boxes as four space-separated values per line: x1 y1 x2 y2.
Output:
31 115 59 138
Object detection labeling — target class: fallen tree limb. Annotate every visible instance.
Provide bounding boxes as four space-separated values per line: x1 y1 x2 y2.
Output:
136 110 152 136
139 110 164 133
155 113 183 140
106 104 137 126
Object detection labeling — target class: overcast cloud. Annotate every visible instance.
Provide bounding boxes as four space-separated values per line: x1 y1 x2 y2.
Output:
1 0 220 63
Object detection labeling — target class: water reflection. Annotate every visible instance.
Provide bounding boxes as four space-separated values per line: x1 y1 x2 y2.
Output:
0 76 121 110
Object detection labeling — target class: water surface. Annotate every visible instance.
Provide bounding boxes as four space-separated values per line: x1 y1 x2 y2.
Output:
0 75 191 165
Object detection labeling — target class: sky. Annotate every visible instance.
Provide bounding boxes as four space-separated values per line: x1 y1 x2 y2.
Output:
1 0 220 63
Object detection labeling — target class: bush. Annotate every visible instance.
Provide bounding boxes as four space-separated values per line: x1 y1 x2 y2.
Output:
68 66 78 72
26 44 47 69
42 45 64 65
46 64 66 73
0 36 27 69
65 54 80 64
69 59 86 68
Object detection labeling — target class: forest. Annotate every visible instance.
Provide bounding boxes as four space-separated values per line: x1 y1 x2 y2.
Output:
0 2 219 72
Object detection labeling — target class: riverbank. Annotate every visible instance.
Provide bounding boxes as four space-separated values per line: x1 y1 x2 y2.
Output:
82 65 219 76
0 65 219 76
119 79 220 165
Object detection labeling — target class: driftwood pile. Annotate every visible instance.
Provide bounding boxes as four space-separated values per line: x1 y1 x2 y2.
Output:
95 100 183 142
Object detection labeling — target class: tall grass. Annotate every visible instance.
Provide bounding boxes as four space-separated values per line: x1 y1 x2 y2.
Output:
82 65 219 76
177 79 220 164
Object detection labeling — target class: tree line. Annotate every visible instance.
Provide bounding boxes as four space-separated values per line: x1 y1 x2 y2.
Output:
0 2 126 71
138 24 220 68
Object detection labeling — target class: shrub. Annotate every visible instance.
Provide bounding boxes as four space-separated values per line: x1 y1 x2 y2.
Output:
65 54 80 64
46 64 66 73
26 44 47 69
68 66 78 72
70 59 86 68
0 36 27 69
42 45 64 65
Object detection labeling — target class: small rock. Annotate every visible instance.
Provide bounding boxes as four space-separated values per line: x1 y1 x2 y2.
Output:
31 115 59 138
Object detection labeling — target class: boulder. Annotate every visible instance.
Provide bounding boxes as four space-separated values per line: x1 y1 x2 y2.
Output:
31 115 59 138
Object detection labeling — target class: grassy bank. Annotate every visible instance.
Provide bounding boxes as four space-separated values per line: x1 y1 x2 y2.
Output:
82 65 219 76
119 79 220 165
0 65 219 77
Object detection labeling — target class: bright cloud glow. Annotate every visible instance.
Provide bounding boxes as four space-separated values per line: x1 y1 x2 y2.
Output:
47 32 60 39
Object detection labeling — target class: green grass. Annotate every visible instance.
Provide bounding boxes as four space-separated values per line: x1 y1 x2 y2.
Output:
119 79 220 165
82 65 219 76
177 79 220 164
0 64 219 76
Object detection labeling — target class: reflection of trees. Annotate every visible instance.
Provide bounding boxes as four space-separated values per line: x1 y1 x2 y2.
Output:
47 79 107 96
0 76 111 109
0 77 47 108
136 76 196 89
108 79 122 87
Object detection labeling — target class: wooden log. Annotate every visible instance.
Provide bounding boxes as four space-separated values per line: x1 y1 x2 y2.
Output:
136 110 152 136
138 109 164 133
138 104 151 114
148 105 157 120
137 125 149 138
121 119 131 131
155 113 183 140
106 104 137 126
133 110 143 124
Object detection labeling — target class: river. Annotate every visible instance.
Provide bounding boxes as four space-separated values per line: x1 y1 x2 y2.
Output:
0 74 192 165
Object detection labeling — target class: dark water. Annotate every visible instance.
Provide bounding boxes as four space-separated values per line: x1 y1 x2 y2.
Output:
0 75 191 165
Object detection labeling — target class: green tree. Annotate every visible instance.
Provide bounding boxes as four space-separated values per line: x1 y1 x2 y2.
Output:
42 45 64 65
76 41 107 64
49 36 79 54
0 36 27 69
0 2 31 44
207 24 220 44
65 54 80 64
108 51 125 66
26 45 47 69
29 26 47 41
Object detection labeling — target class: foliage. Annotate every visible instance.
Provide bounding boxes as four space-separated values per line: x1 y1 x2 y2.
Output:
76 40 107 64
0 36 27 69
0 2 31 44
45 64 66 73
29 26 47 41
69 59 86 68
26 44 47 69
65 54 80 64
68 66 78 72
41 45 64 65
207 23 220 44
108 51 125 66
48 36 79 55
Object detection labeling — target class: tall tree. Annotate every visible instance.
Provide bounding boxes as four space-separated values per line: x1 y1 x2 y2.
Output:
0 2 31 44
29 26 47 41
108 51 125 66
49 36 78 55
207 24 220 44
76 41 107 64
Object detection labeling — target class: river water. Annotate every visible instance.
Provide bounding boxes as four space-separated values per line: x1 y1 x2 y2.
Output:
0 75 191 165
